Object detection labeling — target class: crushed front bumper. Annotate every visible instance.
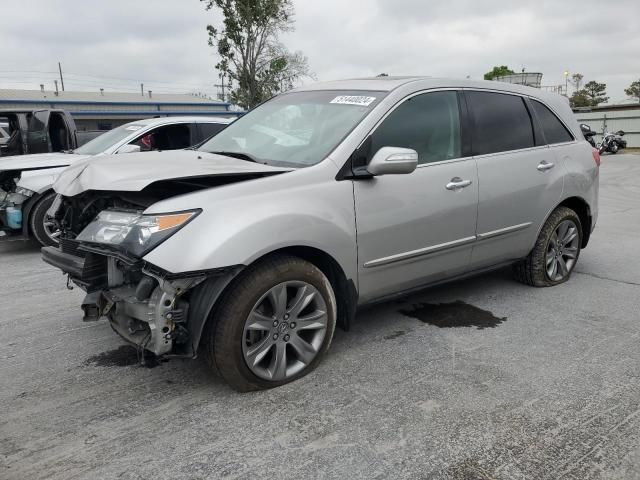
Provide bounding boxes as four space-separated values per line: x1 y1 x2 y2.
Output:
42 239 241 357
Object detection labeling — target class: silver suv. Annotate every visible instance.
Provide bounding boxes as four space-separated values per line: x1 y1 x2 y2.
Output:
43 77 599 391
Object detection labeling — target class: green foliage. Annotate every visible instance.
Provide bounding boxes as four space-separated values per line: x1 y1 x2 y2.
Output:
570 80 609 108
483 66 515 81
583 81 609 106
569 90 591 108
201 0 312 109
625 80 640 103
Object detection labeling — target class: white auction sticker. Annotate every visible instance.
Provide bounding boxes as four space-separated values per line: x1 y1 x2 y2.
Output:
125 125 143 131
330 96 376 106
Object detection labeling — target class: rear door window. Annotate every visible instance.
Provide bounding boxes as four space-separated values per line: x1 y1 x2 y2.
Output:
530 100 574 144
467 91 534 155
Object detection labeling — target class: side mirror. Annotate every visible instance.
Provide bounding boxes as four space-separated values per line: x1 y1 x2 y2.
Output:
116 144 141 154
367 147 418 176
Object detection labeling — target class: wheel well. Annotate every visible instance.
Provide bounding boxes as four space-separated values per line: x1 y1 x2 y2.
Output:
257 246 357 331
558 196 592 248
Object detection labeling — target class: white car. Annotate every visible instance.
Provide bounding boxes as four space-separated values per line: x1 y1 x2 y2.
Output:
0 116 234 246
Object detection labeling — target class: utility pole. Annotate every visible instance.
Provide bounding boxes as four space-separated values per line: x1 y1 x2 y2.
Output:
214 73 227 102
58 62 65 91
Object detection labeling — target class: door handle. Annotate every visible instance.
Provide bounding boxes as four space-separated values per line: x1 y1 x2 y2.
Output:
445 177 473 190
537 161 555 172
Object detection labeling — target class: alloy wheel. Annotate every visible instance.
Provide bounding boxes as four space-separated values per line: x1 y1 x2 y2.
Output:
242 281 328 381
546 219 580 282
42 217 61 244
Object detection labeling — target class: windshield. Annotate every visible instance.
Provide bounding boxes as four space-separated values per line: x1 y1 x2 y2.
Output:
74 123 146 155
198 90 385 167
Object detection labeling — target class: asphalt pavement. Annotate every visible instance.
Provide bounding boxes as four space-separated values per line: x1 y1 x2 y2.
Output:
1 153 639 480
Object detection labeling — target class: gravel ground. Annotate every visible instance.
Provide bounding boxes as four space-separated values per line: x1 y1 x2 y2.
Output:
1 153 639 480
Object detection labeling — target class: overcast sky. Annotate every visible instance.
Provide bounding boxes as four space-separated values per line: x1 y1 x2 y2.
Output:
1 0 639 103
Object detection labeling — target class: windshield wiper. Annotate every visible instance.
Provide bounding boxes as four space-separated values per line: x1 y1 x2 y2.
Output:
209 151 263 164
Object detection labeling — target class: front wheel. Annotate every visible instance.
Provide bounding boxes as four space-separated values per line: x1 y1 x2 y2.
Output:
205 255 337 391
29 192 60 247
513 207 582 287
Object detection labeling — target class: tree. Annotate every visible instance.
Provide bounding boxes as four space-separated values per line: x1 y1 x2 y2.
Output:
569 90 591 108
625 79 640 103
570 73 584 92
202 0 312 109
484 65 515 81
583 80 609 106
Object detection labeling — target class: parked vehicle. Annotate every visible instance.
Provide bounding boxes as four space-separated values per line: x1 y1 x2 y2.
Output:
42 77 599 391
0 121 10 152
0 116 233 246
0 108 85 157
598 130 626 154
580 123 597 148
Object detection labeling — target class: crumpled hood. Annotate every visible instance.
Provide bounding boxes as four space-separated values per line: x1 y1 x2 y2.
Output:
0 152 90 172
54 149 293 196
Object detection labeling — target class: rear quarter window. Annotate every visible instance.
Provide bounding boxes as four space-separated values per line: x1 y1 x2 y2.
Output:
530 100 574 144
467 91 534 155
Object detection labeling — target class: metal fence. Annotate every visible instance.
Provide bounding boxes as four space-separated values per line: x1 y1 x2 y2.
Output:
575 107 640 148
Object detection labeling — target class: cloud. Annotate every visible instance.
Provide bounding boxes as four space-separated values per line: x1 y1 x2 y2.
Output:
0 0 638 102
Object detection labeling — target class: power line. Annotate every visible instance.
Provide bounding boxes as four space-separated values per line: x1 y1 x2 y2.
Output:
0 69 217 89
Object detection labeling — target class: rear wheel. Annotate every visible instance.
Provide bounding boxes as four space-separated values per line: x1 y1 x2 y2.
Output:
29 192 60 247
513 207 582 287
205 255 337 391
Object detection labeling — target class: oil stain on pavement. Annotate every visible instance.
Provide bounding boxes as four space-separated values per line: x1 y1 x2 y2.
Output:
84 345 162 368
399 300 506 330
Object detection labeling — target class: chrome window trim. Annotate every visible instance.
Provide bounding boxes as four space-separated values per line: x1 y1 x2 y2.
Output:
472 144 549 161
415 156 473 169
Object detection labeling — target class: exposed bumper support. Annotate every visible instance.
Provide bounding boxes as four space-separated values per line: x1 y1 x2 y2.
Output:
42 239 245 357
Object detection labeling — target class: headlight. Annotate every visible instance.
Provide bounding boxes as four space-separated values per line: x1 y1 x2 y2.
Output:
76 209 200 257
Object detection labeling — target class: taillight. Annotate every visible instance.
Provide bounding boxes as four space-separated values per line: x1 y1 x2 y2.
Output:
592 148 600 167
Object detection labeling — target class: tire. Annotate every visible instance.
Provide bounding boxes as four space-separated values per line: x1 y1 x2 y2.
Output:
513 206 583 287
204 255 337 391
28 192 59 247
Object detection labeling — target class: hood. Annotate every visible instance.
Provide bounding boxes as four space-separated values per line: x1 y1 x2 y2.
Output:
54 150 293 196
0 152 90 172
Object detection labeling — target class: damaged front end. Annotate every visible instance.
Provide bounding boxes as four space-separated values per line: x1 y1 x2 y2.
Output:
42 191 241 358
0 170 34 235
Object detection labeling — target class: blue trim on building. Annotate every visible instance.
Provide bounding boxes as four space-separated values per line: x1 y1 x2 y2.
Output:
0 98 230 108
69 110 243 117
